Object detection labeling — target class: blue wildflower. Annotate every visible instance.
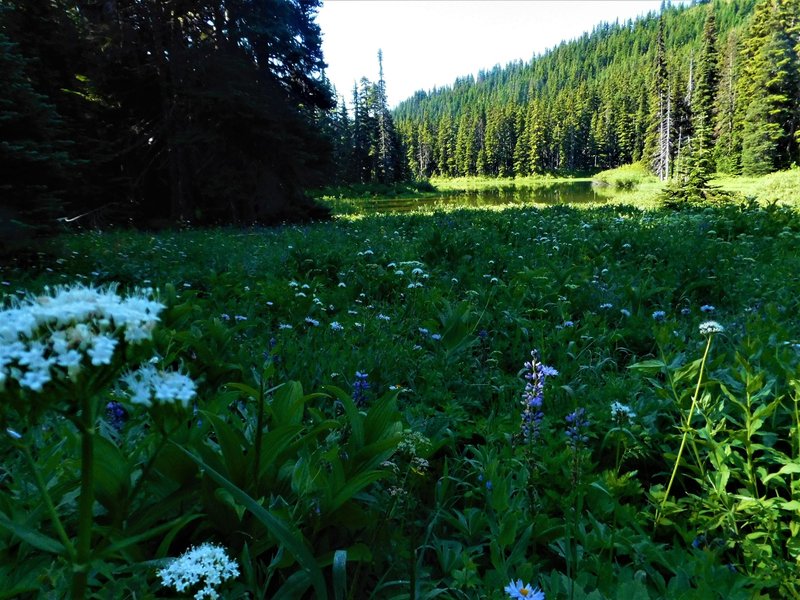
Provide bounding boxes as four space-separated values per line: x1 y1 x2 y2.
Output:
520 350 557 443
353 371 370 407
106 401 127 431
565 408 590 448
652 310 666 321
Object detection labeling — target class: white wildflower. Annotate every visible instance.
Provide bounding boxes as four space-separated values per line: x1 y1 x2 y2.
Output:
699 321 724 335
120 364 196 408
158 542 239 600
611 401 636 424
87 335 117 366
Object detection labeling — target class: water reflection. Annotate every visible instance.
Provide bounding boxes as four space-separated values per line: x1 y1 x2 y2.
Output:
351 181 609 214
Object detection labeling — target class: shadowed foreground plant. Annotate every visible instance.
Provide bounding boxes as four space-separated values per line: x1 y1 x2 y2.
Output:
0 284 195 598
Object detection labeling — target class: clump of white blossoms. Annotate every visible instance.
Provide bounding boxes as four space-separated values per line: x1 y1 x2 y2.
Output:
119 364 196 407
0 284 164 392
699 321 724 336
158 542 240 600
610 401 636 425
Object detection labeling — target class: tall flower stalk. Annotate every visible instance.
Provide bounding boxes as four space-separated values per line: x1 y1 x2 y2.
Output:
519 350 558 444
655 321 724 528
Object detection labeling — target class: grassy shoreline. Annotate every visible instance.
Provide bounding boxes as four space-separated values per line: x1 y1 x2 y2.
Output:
312 165 800 213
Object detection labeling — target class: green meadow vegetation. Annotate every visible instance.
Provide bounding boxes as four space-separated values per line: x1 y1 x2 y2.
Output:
4 0 800 597
4 193 800 598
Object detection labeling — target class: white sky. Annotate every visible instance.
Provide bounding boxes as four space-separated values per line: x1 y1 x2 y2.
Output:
317 0 687 108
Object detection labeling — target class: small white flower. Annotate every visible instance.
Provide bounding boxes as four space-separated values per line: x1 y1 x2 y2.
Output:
700 304 715 313
120 365 196 408
377 314 390 321
87 335 117 366
611 401 636 423
305 317 320 327
330 321 344 331
278 323 293 330
699 321 724 335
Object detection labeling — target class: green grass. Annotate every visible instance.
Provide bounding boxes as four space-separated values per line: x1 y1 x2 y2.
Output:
711 165 800 205
4 197 800 597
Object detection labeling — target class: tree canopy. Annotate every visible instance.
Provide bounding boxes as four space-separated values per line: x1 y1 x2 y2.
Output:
0 0 335 233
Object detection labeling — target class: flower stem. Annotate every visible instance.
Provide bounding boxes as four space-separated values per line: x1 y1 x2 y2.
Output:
656 335 713 528
71 395 96 599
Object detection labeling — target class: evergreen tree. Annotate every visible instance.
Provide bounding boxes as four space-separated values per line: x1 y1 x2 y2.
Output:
738 0 800 174
676 7 719 198
0 28 76 248
714 31 741 173
2 0 336 225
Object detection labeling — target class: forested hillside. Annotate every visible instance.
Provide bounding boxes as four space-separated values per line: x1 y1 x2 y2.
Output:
388 0 798 182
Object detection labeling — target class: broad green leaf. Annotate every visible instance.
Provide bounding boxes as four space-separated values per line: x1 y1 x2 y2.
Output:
332 549 347 600
174 443 327 600
272 381 306 426
627 359 666 371
363 392 400 446
329 470 386 513
258 424 304 481
324 385 365 449
204 412 247 486
271 569 312 600
0 513 65 555
100 513 201 559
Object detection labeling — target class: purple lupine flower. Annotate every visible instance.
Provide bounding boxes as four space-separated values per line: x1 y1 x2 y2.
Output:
353 371 370 407
520 350 557 443
565 408 590 448
106 401 127 431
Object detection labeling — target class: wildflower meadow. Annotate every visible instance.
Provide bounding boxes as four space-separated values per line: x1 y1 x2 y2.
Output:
2 199 800 598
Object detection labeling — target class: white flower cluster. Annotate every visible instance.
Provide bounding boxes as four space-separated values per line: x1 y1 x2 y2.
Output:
0 284 164 392
158 542 239 600
610 401 636 424
119 364 196 407
699 321 725 336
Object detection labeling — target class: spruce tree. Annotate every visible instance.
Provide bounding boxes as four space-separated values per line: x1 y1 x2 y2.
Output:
738 0 800 174
0 29 75 249
675 7 719 199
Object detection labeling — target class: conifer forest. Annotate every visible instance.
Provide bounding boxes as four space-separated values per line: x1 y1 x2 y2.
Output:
4 0 800 598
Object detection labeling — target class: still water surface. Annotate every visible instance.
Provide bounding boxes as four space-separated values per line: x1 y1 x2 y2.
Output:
351 180 608 214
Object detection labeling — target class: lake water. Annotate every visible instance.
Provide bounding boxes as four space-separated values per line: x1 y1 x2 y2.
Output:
348 180 609 214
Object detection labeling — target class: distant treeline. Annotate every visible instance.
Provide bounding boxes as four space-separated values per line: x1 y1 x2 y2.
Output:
365 0 798 184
